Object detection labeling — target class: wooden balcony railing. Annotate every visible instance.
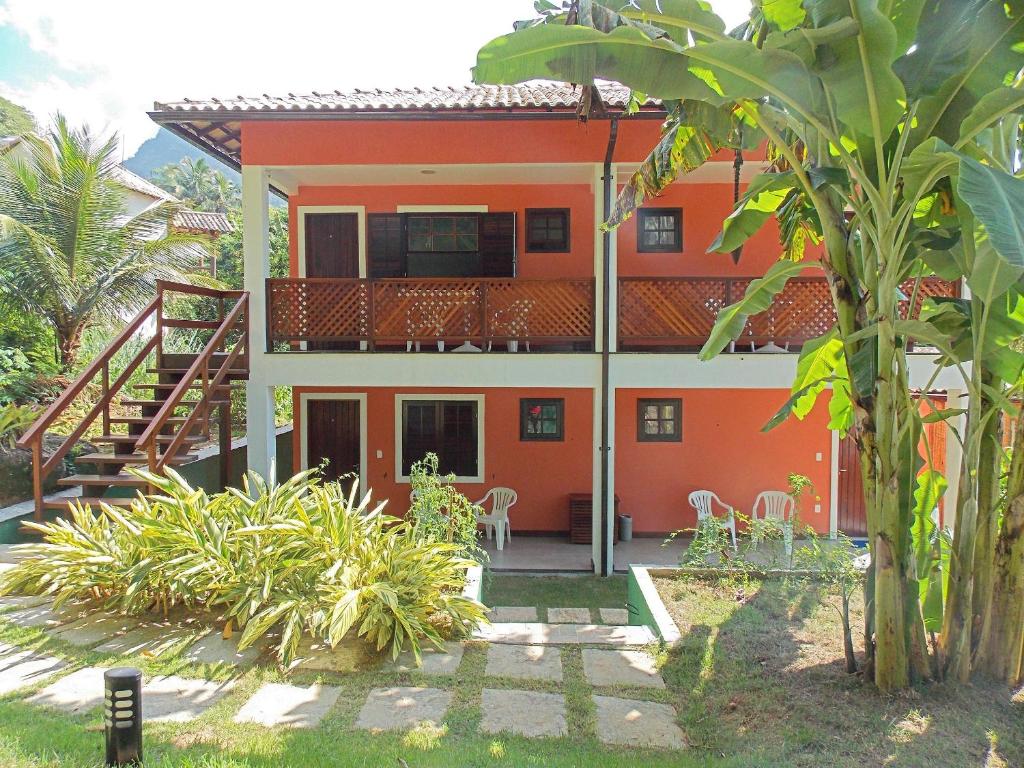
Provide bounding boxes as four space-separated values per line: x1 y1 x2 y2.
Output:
267 278 596 351
618 276 959 351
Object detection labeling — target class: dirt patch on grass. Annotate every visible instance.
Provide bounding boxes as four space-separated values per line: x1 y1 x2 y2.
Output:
653 575 1023 768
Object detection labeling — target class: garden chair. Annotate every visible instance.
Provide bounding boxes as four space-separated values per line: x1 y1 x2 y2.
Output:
753 490 796 555
474 487 517 550
688 490 737 551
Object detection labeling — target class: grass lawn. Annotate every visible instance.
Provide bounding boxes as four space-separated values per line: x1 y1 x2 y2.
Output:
0 573 1018 767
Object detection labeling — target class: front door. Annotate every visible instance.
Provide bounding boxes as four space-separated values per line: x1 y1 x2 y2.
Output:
305 212 359 350
306 399 361 486
837 436 867 537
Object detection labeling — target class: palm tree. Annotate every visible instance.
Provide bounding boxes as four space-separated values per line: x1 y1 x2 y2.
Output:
153 156 238 213
0 115 209 372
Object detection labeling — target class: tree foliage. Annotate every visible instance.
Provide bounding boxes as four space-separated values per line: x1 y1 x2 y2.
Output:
475 0 1024 689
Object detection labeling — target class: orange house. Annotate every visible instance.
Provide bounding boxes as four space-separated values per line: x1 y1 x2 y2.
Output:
149 84 964 574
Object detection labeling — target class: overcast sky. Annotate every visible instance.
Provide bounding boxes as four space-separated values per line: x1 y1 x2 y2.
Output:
0 0 752 156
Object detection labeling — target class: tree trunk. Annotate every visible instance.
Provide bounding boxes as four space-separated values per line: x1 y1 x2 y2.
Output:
970 397 1002 657
56 322 84 373
976 408 1024 684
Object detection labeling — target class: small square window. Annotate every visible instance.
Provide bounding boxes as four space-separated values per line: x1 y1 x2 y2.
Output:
520 398 565 441
637 208 683 253
637 398 681 442
525 209 571 253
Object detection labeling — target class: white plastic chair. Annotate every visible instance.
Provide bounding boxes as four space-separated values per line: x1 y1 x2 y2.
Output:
475 487 517 550
753 490 796 555
688 490 738 551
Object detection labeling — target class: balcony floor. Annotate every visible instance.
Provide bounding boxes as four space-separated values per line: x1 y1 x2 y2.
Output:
480 534 686 573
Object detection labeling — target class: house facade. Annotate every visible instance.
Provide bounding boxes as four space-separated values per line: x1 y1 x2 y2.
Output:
149 85 963 574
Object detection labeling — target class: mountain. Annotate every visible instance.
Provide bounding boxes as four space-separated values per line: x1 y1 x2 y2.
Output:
125 128 241 185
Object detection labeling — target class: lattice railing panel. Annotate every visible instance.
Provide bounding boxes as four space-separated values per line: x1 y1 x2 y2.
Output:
618 278 729 343
487 280 594 341
373 280 484 341
267 279 369 342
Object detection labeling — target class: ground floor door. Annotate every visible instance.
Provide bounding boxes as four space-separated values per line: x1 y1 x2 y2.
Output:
837 436 867 537
306 399 360 483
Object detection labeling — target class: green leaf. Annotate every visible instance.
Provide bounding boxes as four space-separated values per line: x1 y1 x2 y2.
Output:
804 0 907 138
699 259 815 360
791 330 845 419
762 374 840 432
473 23 718 101
893 0 985 99
901 137 957 201
959 87 1024 145
966 241 1024 302
958 157 1024 268
921 408 966 424
759 0 806 31
618 0 727 42
707 172 795 253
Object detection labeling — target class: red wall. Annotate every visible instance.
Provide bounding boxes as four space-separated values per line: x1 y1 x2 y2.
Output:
293 386 594 532
288 185 595 280
614 388 833 534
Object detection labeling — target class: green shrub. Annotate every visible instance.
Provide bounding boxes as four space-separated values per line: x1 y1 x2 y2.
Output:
407 453 484 562
0 468 486 664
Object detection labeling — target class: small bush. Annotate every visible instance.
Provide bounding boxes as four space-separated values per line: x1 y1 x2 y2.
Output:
0 468 487 664
407 453 485 562
0 404 37 449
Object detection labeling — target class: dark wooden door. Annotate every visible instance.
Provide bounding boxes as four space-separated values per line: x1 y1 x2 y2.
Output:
837 436 867 537
306 399 360 485
305 212 359 350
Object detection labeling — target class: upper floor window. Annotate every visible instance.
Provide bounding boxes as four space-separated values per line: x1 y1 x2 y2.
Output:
407 215 479 252
637 398 682 442
525 208 570 253
637 208 683 253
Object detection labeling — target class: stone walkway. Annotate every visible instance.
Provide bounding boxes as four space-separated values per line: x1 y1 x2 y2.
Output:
0 598 685 749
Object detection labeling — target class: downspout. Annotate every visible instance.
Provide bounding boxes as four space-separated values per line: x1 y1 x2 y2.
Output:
600 116 619 576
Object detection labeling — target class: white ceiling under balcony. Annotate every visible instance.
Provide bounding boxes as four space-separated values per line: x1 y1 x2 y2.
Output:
266 160 768 196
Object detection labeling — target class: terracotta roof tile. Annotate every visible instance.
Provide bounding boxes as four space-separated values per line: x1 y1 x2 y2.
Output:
172 210 233 234
154 83 649 115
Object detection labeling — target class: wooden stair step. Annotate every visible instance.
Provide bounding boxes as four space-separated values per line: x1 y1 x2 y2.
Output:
108 416 195 426
146 367 248 377
57 474 147 488
133 382 238 392
41 496 135 510
75 452 197 466
120 398 203 408
94 433 206 446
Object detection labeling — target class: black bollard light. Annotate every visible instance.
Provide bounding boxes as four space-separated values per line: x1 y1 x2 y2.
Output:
104 667 142 767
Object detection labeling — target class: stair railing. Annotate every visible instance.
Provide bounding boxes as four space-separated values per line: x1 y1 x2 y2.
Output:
16 281 248 520
135 292 249 474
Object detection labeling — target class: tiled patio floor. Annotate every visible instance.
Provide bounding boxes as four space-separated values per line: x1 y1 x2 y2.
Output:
480 535 686 572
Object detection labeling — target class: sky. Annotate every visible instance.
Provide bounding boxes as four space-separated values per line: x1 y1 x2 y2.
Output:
0 0 752 156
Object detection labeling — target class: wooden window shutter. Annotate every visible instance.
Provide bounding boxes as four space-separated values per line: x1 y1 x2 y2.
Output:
367 213 406 277
479 212 516 277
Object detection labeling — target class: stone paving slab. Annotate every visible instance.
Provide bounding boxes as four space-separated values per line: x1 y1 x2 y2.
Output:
50 613 141 648
356 687 452 732
235 682 342 729
488 606 538 622
480 688 567 738
3 603 85 630
0 649 65 695
142 675 236 722
0 595 51 611
28 666 107 714
548 607 591 624
93 623 194 657
583 649 665 689
389 642 464 675
593 695 685 749
475 622 655 646
485 643 562 682
184 632 261 667
599 608 630 625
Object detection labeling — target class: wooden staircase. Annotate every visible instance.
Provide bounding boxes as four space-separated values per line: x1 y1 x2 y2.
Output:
17 281 249 523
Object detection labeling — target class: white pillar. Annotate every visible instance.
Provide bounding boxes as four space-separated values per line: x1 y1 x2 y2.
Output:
829 429 840 538
242 165 275 478
606 166 618 354
592 164 604 353
591 386 603 572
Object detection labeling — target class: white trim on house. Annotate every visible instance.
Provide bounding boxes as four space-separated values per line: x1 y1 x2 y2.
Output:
829 429 840 538
299 392 368 496
296 205 367 278
393 393 485 484
396 204 488 213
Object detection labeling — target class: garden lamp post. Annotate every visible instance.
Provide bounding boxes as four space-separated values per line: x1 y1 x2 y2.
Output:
103 667 142 766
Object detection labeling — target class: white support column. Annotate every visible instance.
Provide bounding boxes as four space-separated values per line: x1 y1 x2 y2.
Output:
591 387 603 572
829 429 840 538
242 165 275 478
943 388 965 530
603 386 616 573
606 167 618 354
592 165 604 353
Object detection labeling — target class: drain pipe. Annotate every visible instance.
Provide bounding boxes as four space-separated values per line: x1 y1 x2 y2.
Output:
599 116 619 577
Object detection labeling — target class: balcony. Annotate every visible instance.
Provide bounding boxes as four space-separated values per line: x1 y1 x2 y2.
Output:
618 276 958 352
267 278 596 351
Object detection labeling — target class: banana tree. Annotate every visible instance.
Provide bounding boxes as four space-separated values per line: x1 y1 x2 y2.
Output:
474 0 1024 690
